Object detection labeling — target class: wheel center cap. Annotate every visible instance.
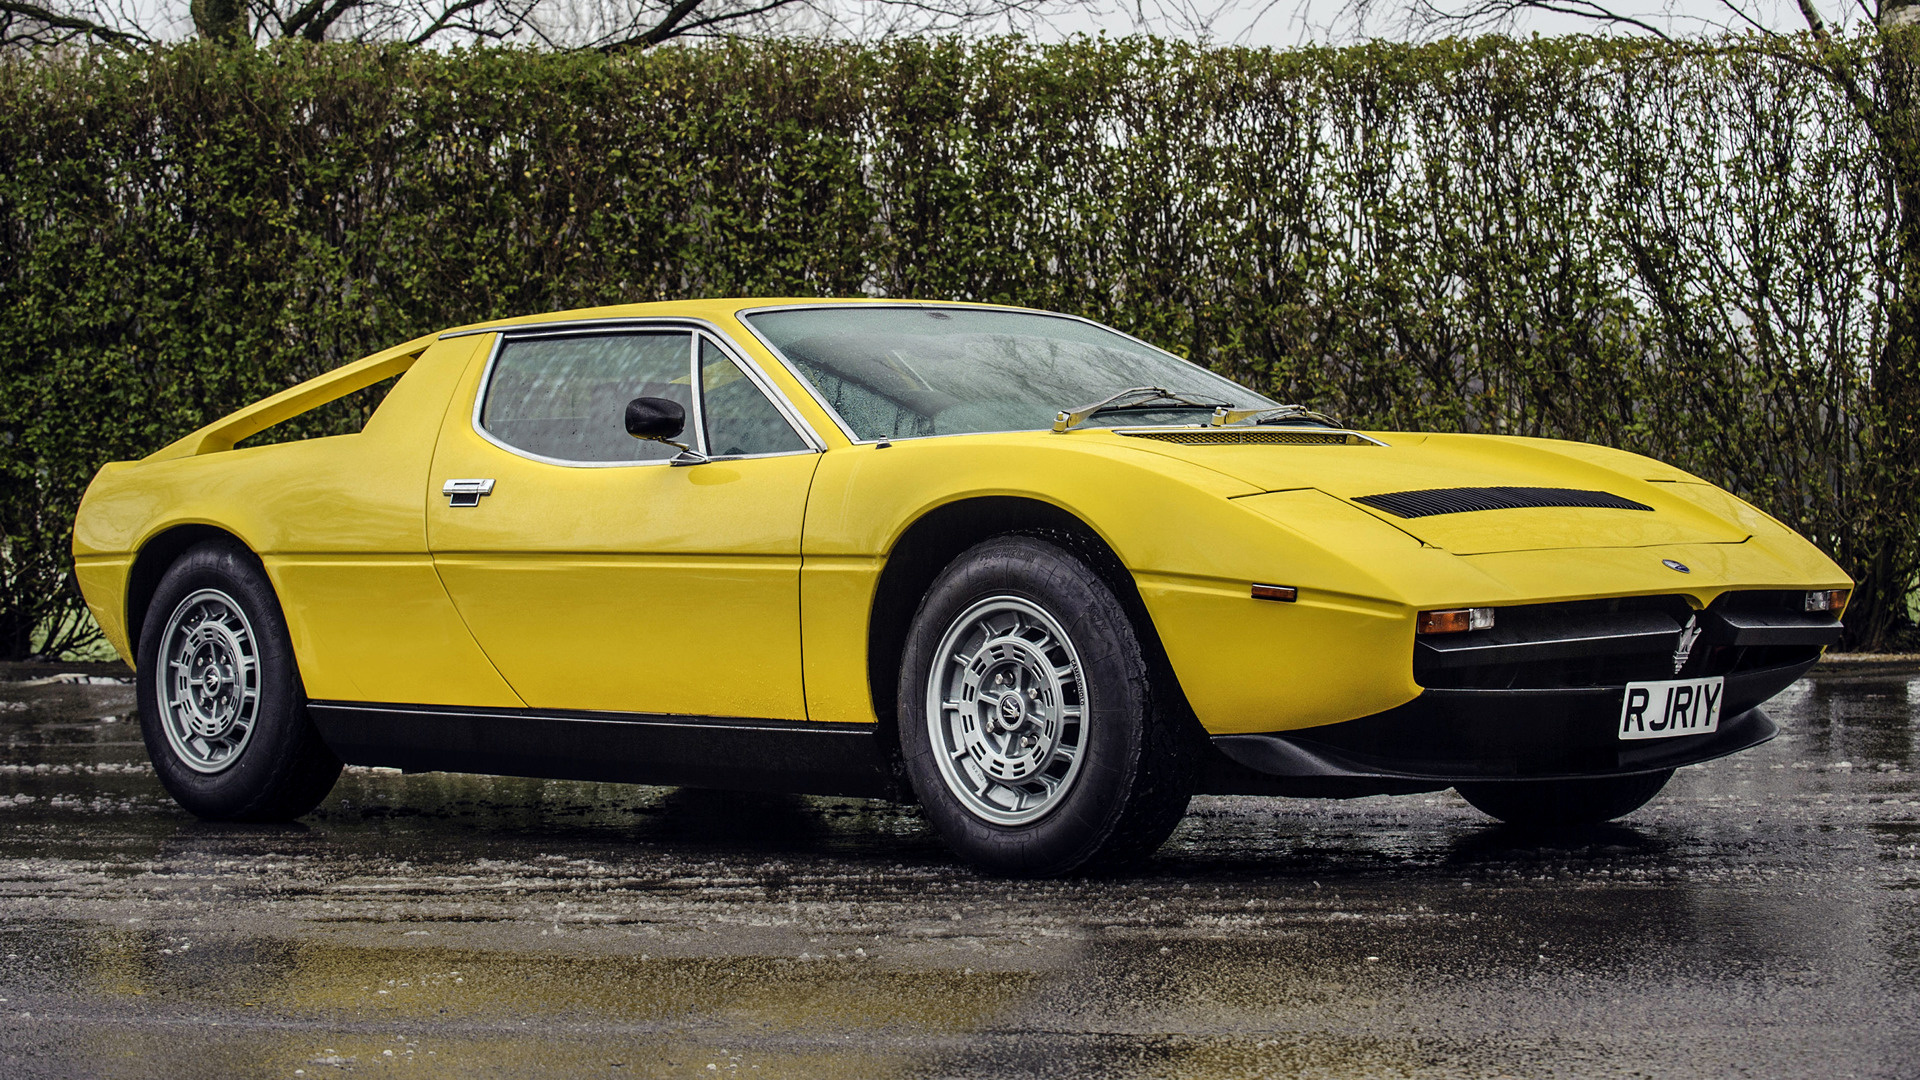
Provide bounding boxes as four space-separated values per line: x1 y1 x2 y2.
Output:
993 692 1026 730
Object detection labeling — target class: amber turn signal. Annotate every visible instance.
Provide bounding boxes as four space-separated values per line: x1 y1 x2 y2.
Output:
1805 589 1850 613
1251 583 1298 602
1417 607 1495 635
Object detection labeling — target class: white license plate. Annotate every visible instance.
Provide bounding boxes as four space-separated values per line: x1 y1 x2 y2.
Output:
1619 677 1724 741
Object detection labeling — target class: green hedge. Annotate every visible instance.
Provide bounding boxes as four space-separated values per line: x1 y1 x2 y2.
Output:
2 35 1913 656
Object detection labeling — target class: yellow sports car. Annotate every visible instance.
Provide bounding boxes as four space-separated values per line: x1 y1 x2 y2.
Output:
72 299 1851 875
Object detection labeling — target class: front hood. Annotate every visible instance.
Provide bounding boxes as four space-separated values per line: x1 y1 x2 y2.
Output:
1106 429 1751 555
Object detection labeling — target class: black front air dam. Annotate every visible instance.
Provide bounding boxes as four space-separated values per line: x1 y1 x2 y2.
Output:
1202 658 1812 797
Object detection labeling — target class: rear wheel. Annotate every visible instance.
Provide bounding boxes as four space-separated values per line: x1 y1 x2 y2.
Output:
897 535 1195 877
1455 769 1673 827
135 541 341 821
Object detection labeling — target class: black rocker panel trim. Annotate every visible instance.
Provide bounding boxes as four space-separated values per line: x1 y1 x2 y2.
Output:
307 702 896 799
1354 486 1654 518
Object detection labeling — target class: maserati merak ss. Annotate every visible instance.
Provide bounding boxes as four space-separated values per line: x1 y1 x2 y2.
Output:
72 300 1851 875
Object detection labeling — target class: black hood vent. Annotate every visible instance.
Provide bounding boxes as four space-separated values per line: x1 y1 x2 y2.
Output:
1354 486 1654 518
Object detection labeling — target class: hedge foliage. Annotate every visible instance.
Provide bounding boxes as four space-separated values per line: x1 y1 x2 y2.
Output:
1 35 1913 655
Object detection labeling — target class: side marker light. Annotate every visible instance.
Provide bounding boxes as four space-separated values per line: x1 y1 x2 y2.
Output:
1251 583 1298 602
1417 608 1496 635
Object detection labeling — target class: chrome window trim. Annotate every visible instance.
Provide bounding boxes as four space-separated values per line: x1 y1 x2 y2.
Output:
693 331 816 460
469 328 703 470
698 327 823 454
686 332 711 460
441 316 697 340
731 301 1280 447
464 319 825 470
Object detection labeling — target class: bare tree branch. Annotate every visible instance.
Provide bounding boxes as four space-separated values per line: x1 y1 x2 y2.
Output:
0 0 1089 64
1395 0 1675 39
0 0 149 46
671 0 803 37
594 0 709 48
1796 0 1830 38
301 0 366 39
1711 0 1774 37
1513 0 1675 38
406 0 492 42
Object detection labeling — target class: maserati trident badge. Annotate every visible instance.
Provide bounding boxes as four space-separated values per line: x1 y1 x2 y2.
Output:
1663 559 1691 573
1672 613 1704 674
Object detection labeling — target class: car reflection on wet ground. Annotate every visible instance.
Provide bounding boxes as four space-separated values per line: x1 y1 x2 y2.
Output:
0 659 1915 1079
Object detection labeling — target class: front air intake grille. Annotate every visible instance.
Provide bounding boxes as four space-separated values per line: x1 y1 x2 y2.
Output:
1354 486 1654 518
1120 429 1370 446
1412 594 1829 690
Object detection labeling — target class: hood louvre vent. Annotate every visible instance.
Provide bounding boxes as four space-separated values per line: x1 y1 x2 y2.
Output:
1355 486 1654 518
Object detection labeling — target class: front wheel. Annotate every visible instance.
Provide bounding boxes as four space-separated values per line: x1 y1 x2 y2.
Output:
897 535 1196 877
135 541 341 821
1455 769 1673 827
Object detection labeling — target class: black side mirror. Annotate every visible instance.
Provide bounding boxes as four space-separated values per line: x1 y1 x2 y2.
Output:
625 396 686 441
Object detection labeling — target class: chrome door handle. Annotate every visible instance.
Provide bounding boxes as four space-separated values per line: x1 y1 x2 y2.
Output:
442 478 495 507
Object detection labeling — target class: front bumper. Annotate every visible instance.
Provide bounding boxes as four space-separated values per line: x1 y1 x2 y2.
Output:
1203 656 1810 798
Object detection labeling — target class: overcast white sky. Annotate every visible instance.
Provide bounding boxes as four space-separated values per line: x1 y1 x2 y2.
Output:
1021 0 1839 48
99 0 1858 49
1052 0 1843 46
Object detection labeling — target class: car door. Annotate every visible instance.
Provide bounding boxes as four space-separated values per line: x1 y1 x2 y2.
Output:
426 324 822 720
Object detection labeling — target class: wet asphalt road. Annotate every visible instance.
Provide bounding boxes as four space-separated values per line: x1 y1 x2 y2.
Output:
0 660 1916 1080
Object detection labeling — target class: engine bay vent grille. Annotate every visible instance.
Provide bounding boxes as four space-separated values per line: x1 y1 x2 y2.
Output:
1354 486 1654 518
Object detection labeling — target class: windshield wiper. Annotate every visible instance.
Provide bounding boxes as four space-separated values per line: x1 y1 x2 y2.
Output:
1208 404 1343 429
1051 387 1234 432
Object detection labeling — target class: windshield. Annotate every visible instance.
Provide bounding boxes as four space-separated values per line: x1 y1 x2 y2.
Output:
741 306 1279 441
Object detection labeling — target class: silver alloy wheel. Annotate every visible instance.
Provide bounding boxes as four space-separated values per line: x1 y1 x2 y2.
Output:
156 588 262 774
926 595 1089 826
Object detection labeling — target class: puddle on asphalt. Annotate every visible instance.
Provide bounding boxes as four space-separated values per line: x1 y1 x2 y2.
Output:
24 922 1035 1031
5 675 133 688
0 921 1481 1079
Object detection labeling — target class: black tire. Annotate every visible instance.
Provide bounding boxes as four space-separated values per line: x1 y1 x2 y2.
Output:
135 541 341 821
1455 769 1673 827
897 535 1196 877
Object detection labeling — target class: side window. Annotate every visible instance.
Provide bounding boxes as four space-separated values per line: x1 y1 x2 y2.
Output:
699 338 809 457
480 333 695 463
